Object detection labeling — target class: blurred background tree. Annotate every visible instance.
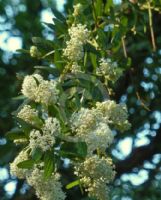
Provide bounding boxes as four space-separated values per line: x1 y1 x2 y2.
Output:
0 0 161 199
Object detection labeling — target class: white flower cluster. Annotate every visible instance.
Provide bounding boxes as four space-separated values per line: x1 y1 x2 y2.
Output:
17 105 42 127
96 100 131 132
71 62 81 73
26 163 66 200
10 150 29 179
22 74 59 105
73 3 83 17
30 46 42 58
29 117 60 152
96 58 122 82
63 24 90 62
70 107 113 154
75 155 115 200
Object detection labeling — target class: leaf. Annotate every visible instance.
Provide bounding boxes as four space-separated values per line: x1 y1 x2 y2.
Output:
31 148 43 162
16 117 38 133
84 43 99 55
105 0 113 14
32 37 54 51
51 8 66 22
90 53 97 69
66 180 80 189
6 128 27 141
48 104 67 125
60 142 87 160
65 72 109 101
34 66 60 77
54 50 63 70
94 0 103 17
16 49 30 54
44 151 54 179
43 22 55 31
12 95 26 101
84 51 88 67
17 159 35 169
52 18 67 34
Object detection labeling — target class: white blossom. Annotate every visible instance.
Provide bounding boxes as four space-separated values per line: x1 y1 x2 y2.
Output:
17 105 42 127
29 117 60 152
71 62 81 73
26 163 66 200
35 80 59 105
68 24 90 44
21 74 43 100
96 58 122 82
22 74 59 105
30 46 42 58
63 24 90 62
70 107 113 154
96 100 131 131
85 122 114 154
63 39 84 61
74 155 115 200
73 3 83 17
10 150 29 179
70 108 96 135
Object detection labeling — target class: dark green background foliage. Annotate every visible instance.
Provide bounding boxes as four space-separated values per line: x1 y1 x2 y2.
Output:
0 0 161 199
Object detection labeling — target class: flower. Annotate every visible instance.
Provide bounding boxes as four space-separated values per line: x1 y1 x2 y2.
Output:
63 24 90 62
35 80 59 105
30 46 42 58
10 150 29 179
22 74 59 105
17 105 42 127
96 100 131 131
74 155 115 200
68 24 90 44
63 39 84 61
70 107 114 154
21 74 43 100
26 163 66 200
73 3 83 16
85 122 114 154
70 108 96 135
96 58 122 82
71 62 81 73
29 117 60 152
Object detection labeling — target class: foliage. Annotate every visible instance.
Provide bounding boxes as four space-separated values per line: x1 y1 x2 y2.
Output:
0 0 161 199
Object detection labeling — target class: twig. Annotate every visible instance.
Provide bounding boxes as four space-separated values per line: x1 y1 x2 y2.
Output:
147 1 156 51
121 36 127 58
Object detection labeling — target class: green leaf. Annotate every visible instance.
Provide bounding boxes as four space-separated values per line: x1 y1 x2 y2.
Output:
43 22 55 31
84 43 99 55
44 151 54 179
12 95 26 101
51 8 66 22
34 66 60 77
65 72 109 101
16 49 30 54
6 129 27 141
52 18 67 34
54 50 63 70
90 53 97 69
17 159 35 169
105 0 113 14
32 37 54 51
60 142 87 159
94 0 103 17
16 117 41 133
31 148 43 162
66 180 80 189
48 104 67 125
